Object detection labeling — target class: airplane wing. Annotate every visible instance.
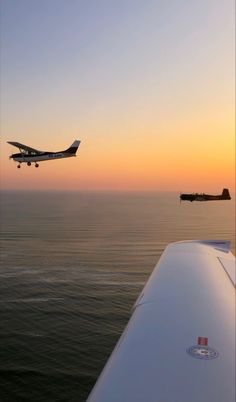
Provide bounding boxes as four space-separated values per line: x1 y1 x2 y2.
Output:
7 141 43 154
87 240 235 402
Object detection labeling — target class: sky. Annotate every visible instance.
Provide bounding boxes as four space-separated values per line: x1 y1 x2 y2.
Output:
0 0 235 191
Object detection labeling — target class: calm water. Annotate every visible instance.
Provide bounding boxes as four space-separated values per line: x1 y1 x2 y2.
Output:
0 191 235 402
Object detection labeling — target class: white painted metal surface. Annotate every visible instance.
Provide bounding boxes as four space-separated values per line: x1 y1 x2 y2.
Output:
13 153 75 162
87 240 235 402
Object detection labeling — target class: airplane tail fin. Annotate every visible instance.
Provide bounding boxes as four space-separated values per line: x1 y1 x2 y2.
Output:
64 140 81 154
222 188 231 199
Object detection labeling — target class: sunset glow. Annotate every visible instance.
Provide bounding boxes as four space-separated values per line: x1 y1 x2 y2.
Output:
1 0 235 192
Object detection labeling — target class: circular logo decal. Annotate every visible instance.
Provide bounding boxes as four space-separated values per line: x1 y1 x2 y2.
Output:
187 345 219 360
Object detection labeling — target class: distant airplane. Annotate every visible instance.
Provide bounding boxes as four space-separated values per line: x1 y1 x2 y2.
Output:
7 140 81 168
180 188 231 202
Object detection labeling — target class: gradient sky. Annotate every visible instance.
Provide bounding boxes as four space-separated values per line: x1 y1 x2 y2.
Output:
0 0 235 191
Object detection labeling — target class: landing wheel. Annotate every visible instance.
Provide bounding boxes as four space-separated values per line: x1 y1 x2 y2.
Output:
27 162 31 166
17 164 21 169
35 163 39 168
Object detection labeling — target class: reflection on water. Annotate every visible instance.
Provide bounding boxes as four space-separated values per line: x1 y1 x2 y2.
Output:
0 191 235 401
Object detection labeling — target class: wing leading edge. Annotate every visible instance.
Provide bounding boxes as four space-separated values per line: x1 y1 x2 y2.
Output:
7 141 43 153
87 240 235 402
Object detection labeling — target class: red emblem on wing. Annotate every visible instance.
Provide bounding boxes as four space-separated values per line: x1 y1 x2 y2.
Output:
198 337 208 346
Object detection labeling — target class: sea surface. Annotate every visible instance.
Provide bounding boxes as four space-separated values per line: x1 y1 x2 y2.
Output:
0 191 235 402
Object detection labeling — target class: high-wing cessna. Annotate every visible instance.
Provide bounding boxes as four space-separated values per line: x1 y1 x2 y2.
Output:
8 140 81 168
180 188 231 202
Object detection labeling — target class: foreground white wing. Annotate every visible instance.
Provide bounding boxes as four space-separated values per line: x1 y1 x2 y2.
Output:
87 240 235 402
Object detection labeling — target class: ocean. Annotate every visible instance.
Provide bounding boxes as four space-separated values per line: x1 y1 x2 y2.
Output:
0 191 235 402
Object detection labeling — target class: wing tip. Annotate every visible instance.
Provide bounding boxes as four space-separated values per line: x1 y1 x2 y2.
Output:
166 240 231 253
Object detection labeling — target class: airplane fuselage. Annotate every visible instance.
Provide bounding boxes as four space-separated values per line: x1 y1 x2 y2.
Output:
11 152 76 163
181 194 230 202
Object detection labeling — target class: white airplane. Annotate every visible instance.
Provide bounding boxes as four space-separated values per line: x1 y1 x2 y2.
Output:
87 240 235 402
7 140 81 168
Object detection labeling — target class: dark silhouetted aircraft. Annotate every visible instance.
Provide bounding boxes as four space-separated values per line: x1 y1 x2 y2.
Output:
180 188 231 202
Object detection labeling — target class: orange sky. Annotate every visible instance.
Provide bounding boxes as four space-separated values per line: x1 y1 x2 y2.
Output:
1 115 235 192
1 0 235 192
